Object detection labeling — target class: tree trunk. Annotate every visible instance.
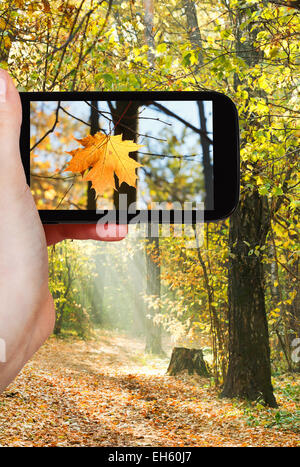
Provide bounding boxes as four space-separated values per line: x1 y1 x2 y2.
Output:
183 2 276 405
197 101 213 209
221 192 277 407
0 7 14 64
287 258 300 372
145 234 163 354
112 101 140 210
86 100 100 209
143 0 155 66
221 6 277 407
194 227 225 379
53 303 65 336
142 1 163 354
182 0 213 209
132 247 147 336
167 347 209 377
90 248 106 326
182 0 202 54
54 249 72 336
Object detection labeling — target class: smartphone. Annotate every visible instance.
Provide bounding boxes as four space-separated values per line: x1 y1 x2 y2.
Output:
20 91 239 224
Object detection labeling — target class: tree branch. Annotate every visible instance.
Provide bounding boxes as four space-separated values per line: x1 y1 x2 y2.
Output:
30 101 61 152
148 101 213 145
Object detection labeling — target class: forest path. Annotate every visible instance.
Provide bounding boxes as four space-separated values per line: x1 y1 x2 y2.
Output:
0 331 299 447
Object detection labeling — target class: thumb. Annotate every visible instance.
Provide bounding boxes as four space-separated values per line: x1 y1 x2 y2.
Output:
0 69 26 193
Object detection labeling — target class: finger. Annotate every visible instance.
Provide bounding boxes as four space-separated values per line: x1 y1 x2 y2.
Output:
44 224 128 246
0 69 25 192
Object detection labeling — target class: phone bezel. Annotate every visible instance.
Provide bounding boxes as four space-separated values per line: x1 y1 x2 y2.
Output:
20 91 240 223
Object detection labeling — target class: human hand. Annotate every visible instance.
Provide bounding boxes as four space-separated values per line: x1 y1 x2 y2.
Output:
0 70 127 392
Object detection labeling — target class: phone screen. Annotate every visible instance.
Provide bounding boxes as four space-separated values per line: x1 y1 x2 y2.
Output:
29 99 214 212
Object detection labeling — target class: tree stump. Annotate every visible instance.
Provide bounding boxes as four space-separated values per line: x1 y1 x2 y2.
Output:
167 347 210 377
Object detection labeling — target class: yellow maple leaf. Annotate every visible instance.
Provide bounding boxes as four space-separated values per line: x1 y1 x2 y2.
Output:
64 132 143 196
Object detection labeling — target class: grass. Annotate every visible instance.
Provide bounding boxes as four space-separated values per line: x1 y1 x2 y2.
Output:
240 374 300 433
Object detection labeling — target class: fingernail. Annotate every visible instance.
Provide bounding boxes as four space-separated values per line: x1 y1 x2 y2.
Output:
0 75 7 103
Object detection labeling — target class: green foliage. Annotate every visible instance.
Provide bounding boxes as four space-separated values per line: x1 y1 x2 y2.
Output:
49 240 98 338
242 378 300 432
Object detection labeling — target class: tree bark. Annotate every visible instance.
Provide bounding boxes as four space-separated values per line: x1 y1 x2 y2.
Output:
221 6 277 407
221 192 277 407
145 234 163 354
194 227 225 379
54 251 72 336
87 100 100 209
0 6 14 64
143 0 155 66
90 248 106 326
182 0 202 54
111 100 140 210
182 0 213 209
131 247 147 336
287 258 300 372
142 1 163 354
197 101 213 209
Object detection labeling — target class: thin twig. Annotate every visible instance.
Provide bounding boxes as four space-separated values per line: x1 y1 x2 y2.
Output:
30 101 61 152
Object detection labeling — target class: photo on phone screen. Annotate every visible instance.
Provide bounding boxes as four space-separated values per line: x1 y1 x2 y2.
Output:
29 99 214 213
